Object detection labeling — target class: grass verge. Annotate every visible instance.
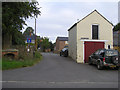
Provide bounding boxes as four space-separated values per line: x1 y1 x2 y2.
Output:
2 51 42 70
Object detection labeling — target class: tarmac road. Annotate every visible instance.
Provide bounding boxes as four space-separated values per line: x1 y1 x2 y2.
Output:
2 52 118 88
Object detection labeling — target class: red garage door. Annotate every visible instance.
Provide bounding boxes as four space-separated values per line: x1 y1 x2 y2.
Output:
84 41 104 63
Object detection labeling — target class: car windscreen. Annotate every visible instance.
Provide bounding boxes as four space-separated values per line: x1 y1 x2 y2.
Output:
106 50 118 56
62 48 68 51
64 46 68 48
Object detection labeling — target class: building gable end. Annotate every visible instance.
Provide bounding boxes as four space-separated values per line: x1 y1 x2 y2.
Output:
68 10 113 31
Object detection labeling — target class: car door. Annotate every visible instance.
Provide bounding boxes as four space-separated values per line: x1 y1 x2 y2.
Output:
92 50 100 64
99 50 105 61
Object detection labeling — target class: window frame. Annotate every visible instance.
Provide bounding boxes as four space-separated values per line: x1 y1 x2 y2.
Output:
91 24 99 40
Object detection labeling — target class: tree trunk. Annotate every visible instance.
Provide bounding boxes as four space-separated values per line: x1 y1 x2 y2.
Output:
2 33 12 49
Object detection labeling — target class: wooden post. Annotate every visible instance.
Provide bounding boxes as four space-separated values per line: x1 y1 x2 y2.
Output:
118 31 120 51
35 18 37 51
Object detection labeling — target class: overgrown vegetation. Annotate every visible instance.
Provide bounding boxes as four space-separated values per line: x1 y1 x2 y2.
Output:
2 51 42 70
2 2 41 49
2 2 43 70
38 37 55 52
23 27 35 36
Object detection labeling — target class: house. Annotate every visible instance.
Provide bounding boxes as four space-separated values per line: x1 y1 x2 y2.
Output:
68 10 113 63
54 37 68 53
113 31 120 52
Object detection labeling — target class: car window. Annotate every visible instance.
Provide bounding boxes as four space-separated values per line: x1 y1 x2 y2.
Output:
106 50 118 56
99 50 105 57
94 50 100 55
62 48 68 51
64 46 68 48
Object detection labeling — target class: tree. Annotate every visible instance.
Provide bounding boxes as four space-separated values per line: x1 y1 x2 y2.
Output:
2 2 41 49
49 41 54 51
113 23 120 31
37 37 55 52
42 37 50 51
40 37 50 52
23 27 34 36
37 36 41 48
12 30 25 45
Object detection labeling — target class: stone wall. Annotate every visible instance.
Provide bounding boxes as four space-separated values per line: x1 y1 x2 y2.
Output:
2 50 18 59
11 45 35 60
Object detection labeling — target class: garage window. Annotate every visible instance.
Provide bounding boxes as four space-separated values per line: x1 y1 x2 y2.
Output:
92 25 99 39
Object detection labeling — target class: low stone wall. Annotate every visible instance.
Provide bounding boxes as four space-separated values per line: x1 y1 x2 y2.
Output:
2 49 18 59
11 45 35 60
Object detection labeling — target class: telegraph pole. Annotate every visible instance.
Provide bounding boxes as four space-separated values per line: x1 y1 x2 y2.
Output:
35 18 37 51
118 31 120 51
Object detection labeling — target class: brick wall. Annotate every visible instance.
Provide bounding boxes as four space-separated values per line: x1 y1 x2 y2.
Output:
54 40 67 53
59 41 66 51
2 51 18 59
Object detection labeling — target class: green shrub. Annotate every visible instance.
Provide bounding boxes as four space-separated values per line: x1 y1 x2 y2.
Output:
34 51 41 58
2 52 42 70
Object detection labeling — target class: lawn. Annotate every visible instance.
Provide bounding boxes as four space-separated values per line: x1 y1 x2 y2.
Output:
2 51 42 70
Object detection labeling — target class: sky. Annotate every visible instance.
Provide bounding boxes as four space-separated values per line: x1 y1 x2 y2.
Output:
23 0 119 43
118 1 120 22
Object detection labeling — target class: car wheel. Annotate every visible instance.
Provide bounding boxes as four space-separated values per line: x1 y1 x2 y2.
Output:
88 58 92 65
63 54 66 57
60 52 62 56
64 53 68 57
97 62 103 70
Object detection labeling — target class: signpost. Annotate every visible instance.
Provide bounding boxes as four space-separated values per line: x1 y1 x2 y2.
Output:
27 38 31 43
27 38 31 53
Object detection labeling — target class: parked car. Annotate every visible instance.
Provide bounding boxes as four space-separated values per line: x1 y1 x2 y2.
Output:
64 45 68 48
60 47 68 57
88 49 119 70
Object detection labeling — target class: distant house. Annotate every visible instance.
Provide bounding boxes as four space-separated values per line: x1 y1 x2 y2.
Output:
68 10 113 63
54 37 68 53
25 35 35 44
113 31 120 52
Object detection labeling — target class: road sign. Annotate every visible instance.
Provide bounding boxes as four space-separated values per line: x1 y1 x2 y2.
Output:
27 38 31 43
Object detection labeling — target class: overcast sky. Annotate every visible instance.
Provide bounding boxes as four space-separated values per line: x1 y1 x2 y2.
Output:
23 0 119 43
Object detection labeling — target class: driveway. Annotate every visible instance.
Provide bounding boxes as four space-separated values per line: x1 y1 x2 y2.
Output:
2 53 118 88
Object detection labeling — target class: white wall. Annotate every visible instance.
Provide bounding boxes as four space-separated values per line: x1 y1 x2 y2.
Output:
68 25 77 61
76 10 113 63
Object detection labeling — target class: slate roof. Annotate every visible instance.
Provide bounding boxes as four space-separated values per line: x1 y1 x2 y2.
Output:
57 37 68 41
113 31 120 46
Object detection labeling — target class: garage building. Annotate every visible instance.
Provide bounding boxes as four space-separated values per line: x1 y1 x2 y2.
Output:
68 10 113 63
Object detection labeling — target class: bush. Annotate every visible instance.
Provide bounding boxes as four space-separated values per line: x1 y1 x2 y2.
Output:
34 51 41 58
2 51 42 70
